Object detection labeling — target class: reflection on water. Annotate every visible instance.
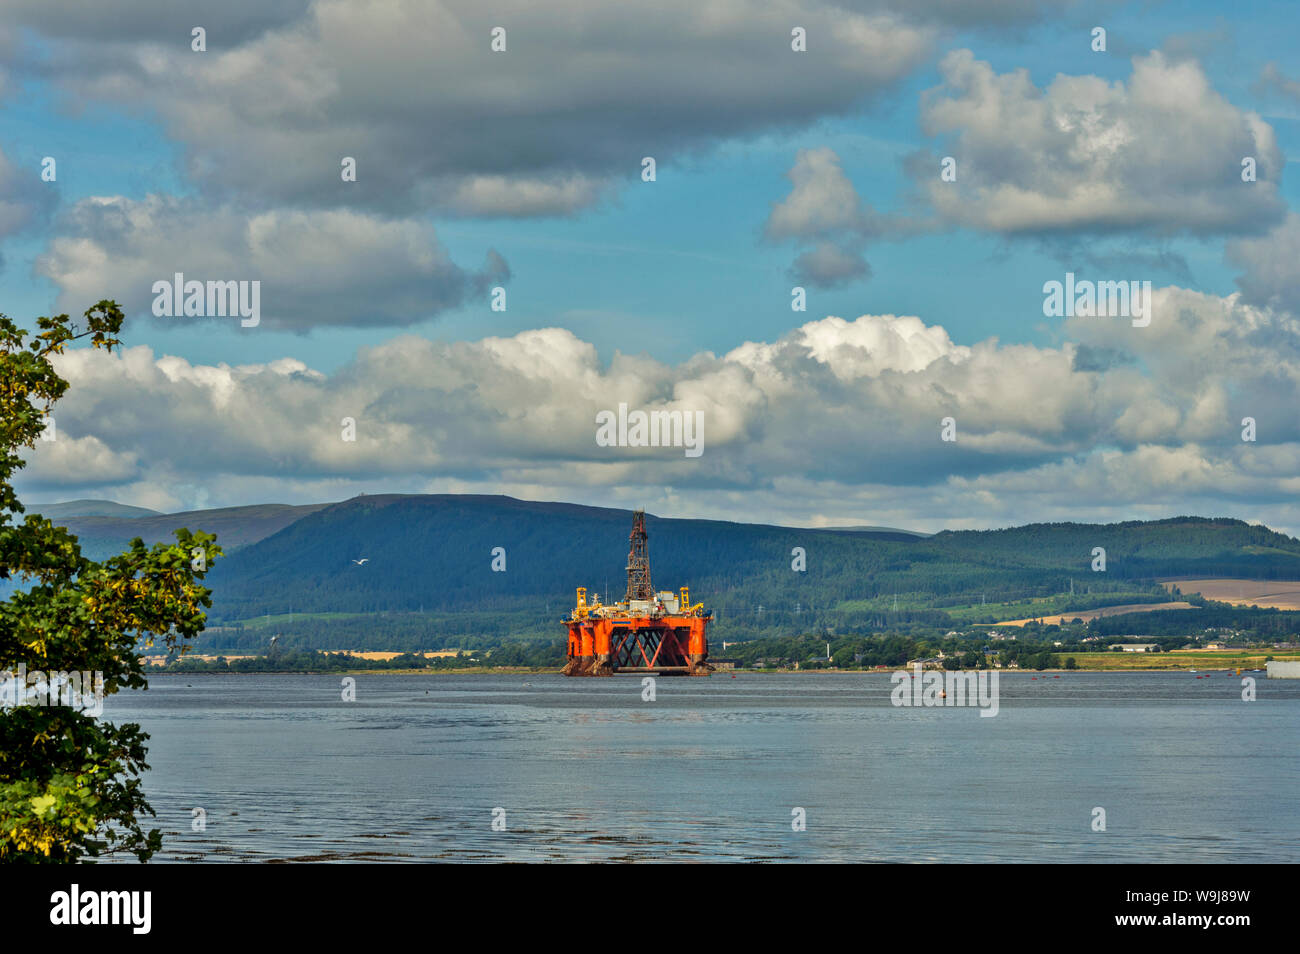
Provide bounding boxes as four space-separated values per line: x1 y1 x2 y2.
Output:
99 672 1300 863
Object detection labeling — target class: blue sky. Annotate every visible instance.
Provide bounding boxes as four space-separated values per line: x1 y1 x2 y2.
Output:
4 1 1296 368
4 0 1300 532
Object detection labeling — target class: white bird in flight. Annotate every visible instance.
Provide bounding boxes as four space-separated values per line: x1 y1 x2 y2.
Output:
351 558 369 565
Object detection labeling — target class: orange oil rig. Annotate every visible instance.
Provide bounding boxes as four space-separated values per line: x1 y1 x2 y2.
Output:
562 509 711 676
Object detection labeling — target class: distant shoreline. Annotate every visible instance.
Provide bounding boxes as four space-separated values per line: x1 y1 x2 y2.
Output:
144 665 1274 676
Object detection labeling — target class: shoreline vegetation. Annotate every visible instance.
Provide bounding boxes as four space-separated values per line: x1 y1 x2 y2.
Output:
144 587 1300 677
145 647 1299 676
143 667 1280 676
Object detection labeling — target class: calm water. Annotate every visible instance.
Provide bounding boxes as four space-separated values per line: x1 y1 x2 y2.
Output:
100 671 1300 863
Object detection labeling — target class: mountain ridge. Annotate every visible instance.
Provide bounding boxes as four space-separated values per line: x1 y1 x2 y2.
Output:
18 495 1300 652
199 494 1300 617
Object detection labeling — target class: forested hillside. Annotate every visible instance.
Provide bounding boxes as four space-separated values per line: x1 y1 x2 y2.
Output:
179 494 1300 649
24 493 1300 652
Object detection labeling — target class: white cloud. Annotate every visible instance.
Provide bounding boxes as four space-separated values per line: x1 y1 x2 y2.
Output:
36 195 507 330
19 286 1300 531
1255 61 1300 104
790 242 871 287
1227 212 1300 313
21 434 138 486
0 146 56 239
765 147 920 288
444 174 607 218
766 148 875 240
917 50 1286 236
21 1 935 217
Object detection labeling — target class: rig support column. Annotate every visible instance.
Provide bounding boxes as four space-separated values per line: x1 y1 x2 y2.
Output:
591 621 614 675
687 618 711 675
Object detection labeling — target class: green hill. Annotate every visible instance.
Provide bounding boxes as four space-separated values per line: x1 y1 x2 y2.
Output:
29 502 331 560
27 499 162 520
187 495 1300 650
17 494 1300 652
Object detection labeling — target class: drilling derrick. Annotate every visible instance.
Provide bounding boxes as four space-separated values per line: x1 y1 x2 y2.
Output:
625 509 653 602
562 509 711 677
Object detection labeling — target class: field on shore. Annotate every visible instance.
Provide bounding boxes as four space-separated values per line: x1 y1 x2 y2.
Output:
996 601 1197 627
1161 578 1300 610
1057 649 1300 671
146 649 468 666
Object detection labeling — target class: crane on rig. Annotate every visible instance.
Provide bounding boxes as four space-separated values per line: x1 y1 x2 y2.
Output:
561 509 711 676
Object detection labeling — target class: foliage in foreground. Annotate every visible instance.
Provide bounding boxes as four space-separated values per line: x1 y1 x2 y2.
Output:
0 302 219 862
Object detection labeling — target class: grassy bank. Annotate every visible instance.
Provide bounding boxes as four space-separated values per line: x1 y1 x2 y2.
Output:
1055 650 1298 670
